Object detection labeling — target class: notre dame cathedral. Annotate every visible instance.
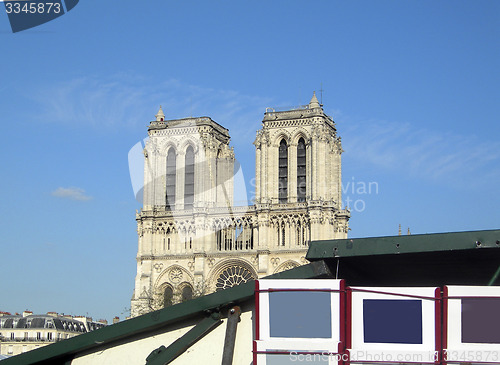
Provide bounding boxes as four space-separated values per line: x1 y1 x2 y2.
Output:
131 93 350 316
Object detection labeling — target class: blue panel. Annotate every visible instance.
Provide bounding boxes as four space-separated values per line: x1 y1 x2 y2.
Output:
269 291 332 338
363 299 423 344
462 298 500 344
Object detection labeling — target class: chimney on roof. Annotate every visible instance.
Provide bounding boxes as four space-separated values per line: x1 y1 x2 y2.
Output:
113 317 120 324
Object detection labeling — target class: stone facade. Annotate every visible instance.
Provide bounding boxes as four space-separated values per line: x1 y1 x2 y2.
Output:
131 93 349 317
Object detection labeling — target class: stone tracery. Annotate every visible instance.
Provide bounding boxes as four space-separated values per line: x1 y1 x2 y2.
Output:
131 94 350 316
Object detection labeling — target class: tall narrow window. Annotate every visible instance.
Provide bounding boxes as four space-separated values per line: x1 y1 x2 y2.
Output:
164 286 173 307
217 230 221 250
278 139 288 203
297 138 306 202
166 148 176 209
181 285 193 302
184 146 195 209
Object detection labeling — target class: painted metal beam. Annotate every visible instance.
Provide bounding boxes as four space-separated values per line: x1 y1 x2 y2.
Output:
221 306 241 365
307 229 500 260
488 265 500 286
145 312 222 365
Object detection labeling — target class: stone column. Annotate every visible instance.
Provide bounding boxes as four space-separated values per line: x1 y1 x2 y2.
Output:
289 142 297 203
255 146 261 202
271 145 278 204
176 150 185 210
143 145 154 210
306 141 312 201
155 152 166 207
261 143 268 202
311 136 319 201
257 250 269 275
318 138 326 201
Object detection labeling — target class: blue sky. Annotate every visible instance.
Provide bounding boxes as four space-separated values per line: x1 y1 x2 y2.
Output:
0 1 499 321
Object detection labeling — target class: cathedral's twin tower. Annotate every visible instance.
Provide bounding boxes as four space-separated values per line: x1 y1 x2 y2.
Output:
131 93 350 316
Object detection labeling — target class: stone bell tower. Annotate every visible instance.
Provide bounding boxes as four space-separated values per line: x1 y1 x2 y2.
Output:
253 92 349 253
131 94 349 317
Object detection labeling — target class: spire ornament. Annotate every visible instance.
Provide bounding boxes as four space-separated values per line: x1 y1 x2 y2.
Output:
308 92 321 109
155 106 165 121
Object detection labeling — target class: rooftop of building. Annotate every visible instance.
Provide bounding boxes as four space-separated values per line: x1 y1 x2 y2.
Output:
262 92 335 126
148 110 230 138
0 313 107 333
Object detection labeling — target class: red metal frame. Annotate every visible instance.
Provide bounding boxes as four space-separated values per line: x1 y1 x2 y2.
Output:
434 287 442 365
339 280 346 365
345 286 352 365
441 286 448 365
253 280 260 365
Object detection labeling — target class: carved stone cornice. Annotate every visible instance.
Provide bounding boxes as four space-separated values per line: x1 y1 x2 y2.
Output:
149 116 230 137
267 248 308 255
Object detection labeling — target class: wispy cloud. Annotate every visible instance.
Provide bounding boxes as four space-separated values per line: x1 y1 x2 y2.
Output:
31 74 152 128
30 75 272 139
36 75 500 189
51 187 93 201
339 116 500 188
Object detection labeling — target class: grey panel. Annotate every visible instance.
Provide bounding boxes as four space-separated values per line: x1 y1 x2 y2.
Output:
266 353 329 364
269 291 332 338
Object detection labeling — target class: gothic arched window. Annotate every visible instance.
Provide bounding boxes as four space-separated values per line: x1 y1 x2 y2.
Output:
184 146 195 209
215 266 255 291
297 138 306 202
164 286 173 307
166 148 176 208
181 285 193 302
278 139 288 203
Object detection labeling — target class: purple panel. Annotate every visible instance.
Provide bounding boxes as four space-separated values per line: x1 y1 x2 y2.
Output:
462 297 500 344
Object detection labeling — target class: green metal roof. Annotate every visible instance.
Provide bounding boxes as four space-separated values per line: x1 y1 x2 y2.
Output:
306 229 500 260
2 261 331 365
306 229 500 288
6 229 499 365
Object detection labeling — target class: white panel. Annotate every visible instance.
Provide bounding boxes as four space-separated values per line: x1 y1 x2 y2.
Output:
445 285 500 360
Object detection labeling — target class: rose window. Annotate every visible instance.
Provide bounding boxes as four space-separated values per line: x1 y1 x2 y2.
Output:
215 266 254 291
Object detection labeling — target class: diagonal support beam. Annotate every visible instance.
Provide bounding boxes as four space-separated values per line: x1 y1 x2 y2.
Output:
488 264 500 286
221 306 241 365
146 312 222 365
